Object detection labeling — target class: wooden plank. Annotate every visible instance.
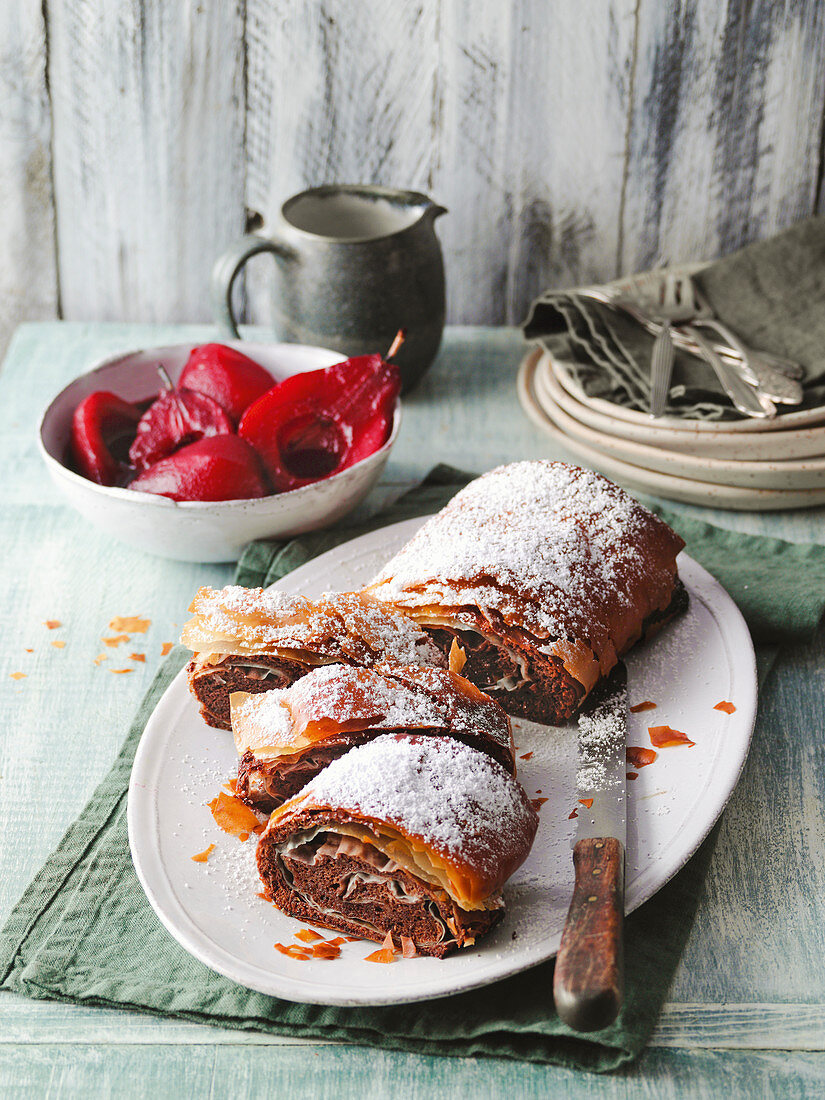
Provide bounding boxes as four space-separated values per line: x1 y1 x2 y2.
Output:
0 997 320 1044
5 995 825 1050
669 628 825 1004
243 1 635 328
654 1003 825 1049
47 0 246 324
502 0 637 323
35 0 825 340
242 0 439 330
622 0 825 273
3 1044 825 1099
427 2 515 324
0 0 58 362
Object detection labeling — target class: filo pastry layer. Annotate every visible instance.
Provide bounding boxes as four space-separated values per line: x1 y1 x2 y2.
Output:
256 733 538 957
181 587 445 729
232 661 515 813
363 461 687 725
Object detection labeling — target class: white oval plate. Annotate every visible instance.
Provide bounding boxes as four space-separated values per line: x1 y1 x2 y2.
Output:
520 353 825 510
535 351 825 461
128 517 757 1006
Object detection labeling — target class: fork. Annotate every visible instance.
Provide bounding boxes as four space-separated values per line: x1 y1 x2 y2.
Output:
644 275 693 418
573 282 681 415
649 326 675 418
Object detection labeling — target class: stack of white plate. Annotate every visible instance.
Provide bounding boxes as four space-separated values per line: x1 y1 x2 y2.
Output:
518 347 825 510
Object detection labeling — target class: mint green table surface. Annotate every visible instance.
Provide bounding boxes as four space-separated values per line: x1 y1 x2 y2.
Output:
2 323 825 1098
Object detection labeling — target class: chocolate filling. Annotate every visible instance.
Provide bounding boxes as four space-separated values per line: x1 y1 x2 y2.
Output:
237 721 515 813
237 735 363 812
187 655 313 730
425 628 583 725
257 829 501 958
425 578 689 726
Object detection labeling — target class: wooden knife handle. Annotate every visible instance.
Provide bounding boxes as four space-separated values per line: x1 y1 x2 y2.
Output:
553 836 625 1032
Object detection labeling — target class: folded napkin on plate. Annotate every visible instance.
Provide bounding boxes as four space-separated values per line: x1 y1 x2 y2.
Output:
523 215 825 419
3 467 825 1072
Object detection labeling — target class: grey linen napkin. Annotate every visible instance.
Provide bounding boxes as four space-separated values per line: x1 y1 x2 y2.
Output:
523 215 825 420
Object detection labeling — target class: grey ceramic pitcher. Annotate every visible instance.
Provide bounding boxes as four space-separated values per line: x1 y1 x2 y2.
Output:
212 184 447 391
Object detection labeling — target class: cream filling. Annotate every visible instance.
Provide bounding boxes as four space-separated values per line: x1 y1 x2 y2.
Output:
206 661 292 685
341 872 423 904
284 830 424 902
418 619 532 694
492 674 522 692
277 822 500 912
192 648 335 673
276 829 451 943
411 609 600 694
284 828 397 872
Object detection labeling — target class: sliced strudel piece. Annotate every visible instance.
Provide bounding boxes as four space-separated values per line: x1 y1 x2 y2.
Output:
232 661 514 812
256 733 538 957
364 461 687 725
181 587 445 729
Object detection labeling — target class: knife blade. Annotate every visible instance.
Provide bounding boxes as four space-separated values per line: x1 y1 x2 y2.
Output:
553 662 627 1033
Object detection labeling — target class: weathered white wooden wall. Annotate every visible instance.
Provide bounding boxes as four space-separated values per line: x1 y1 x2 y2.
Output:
2 0 825 358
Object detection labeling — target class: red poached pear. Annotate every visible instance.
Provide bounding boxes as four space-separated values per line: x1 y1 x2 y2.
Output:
128 435 269 502
71 391 143 487
129 371 233 470
238 353 400 492
179 343 276 424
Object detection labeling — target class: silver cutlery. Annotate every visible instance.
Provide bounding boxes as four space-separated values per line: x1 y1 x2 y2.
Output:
658 274 803 406
641 274 774 417
649 327 675 418
644 274 689 418
574 273 803 418
688 326 775 418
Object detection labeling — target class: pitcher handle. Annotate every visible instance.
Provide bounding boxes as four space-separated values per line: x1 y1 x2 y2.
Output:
211 233 294 339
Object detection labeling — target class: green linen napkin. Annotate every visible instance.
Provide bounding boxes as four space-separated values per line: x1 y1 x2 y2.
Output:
3 467 825 1072
523 215 825 419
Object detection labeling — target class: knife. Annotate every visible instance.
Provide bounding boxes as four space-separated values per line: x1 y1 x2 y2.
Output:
553 662 627 1032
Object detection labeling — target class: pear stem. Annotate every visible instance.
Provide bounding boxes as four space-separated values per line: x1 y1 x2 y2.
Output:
156 364 175 392
386 329 406 360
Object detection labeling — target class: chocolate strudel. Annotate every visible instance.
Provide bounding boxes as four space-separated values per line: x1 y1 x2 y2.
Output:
364 461 687 725
181 587 445 729
232 661 514 812
256 733 538 956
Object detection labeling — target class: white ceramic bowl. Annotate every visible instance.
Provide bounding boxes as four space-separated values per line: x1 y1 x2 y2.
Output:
39 341 400 562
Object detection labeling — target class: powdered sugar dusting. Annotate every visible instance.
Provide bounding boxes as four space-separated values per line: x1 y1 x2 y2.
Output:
234 663 511 753
379 664 511 747
234 690 293 745
202 586 307 623
367 462 683 662
181 587 445 668
577 680 627 791
291 734 537 877
286 663 448 730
